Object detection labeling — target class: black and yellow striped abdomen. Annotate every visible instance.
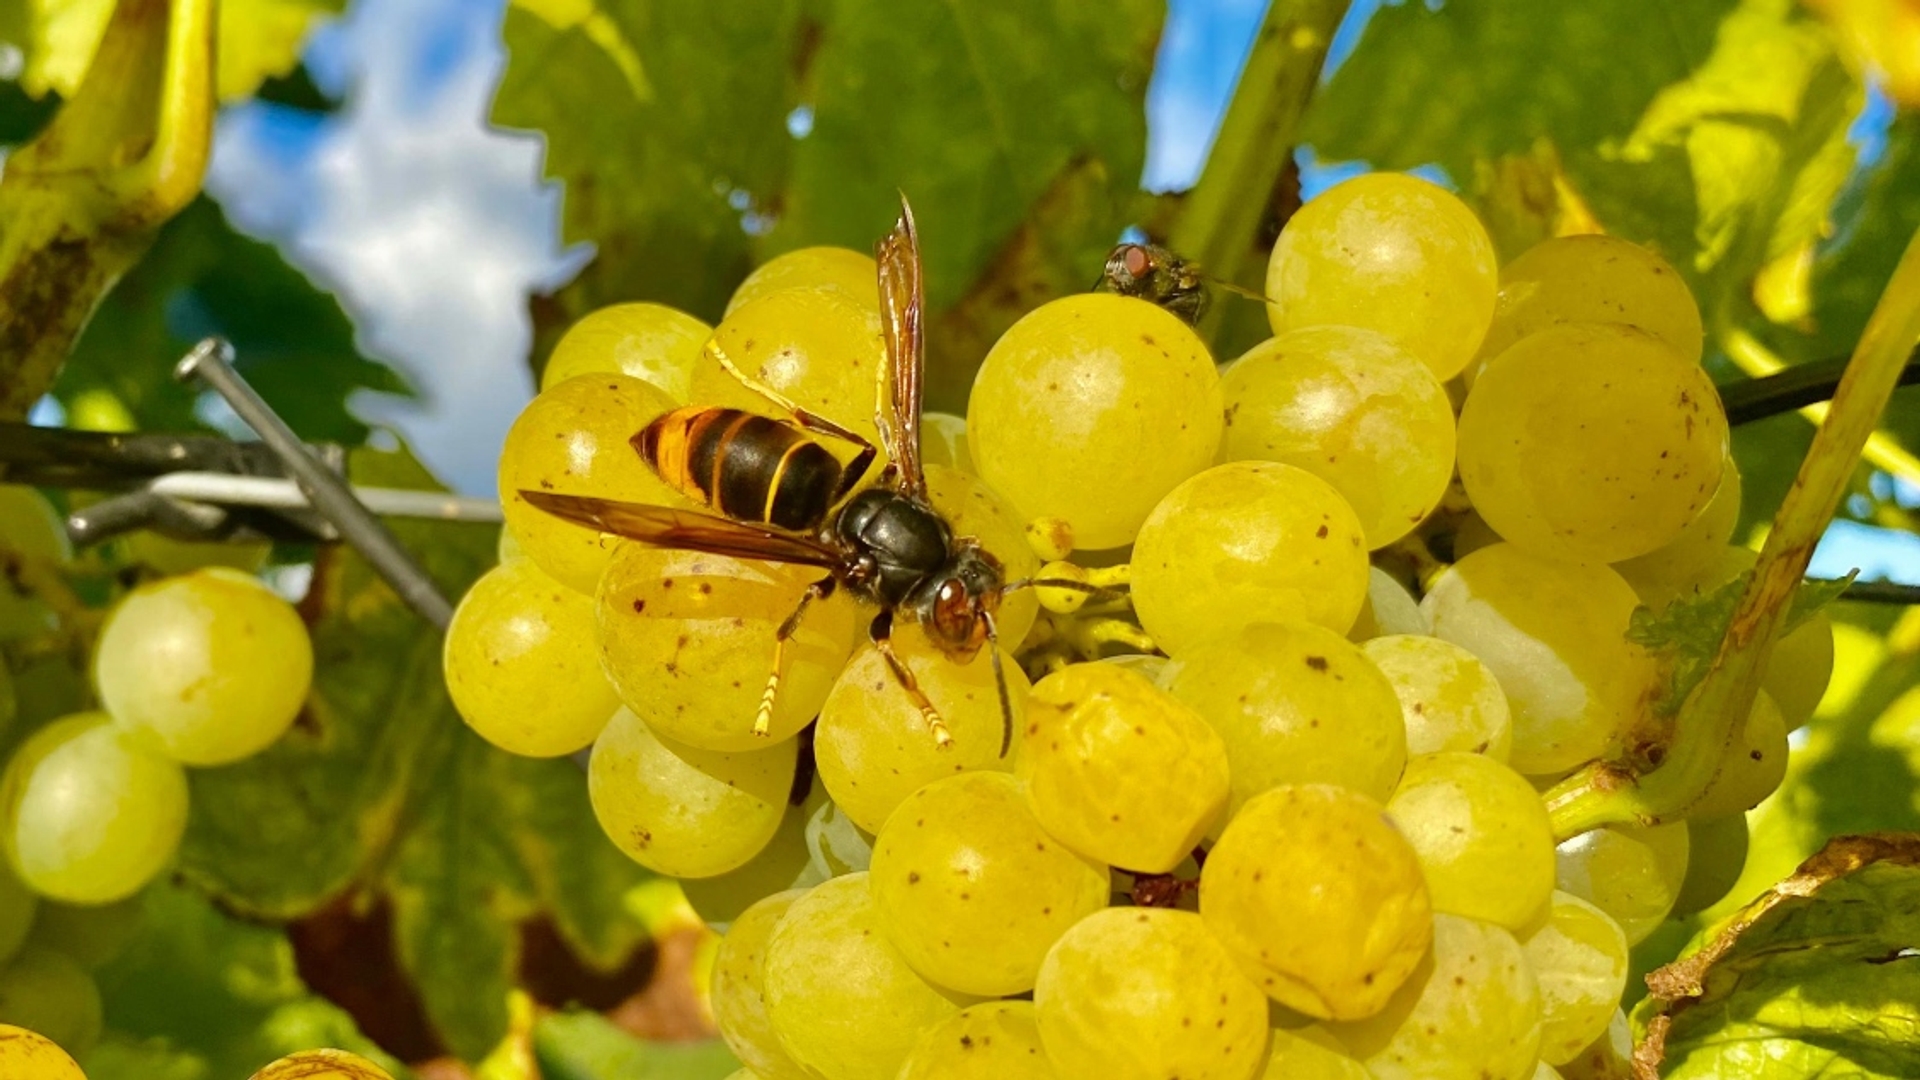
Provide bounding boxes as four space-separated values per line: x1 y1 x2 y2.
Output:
634 406 844 533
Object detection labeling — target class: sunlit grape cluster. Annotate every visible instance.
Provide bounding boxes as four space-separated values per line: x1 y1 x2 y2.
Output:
0 489 314 1054
452 171 1832 1079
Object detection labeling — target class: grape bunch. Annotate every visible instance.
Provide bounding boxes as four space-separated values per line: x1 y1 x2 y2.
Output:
0 488 315 1054
451 171 1829 1080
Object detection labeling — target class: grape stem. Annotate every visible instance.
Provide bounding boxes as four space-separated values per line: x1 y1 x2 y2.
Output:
1546 228 1920 840
1165 0 1352 346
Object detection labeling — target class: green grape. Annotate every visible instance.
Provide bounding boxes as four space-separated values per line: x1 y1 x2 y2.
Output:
727 247 881 315
444 558 620 757
1536 1064 1568 1080
497 526 525 564
762 874 974 1080
870 772 1108 995
1420 544 1655 775
681 785 826 929
816 624 1026 835
803 791 873 879
1557 1009 1631 1080
0 1023 86 1080
1479 234 1704 366
1265 172 1498 380
1257 1023 1368 1079
1688 690 1788 818
1034 907 1269 1080
1 713 188 904
1671 813 1750 916
1624 545 1834 731
1612 452 1742 592
1554 822 1689 945
1220 327 1455 548
1522 891 1629 1066
1386 752 1556 932
1167 622 1407 813
23 893 143 969
690 287 888 458
967 293 1221 550
1458 322 1729 564
923 464 1039 648
1347 567 1430 642
0 485 69 646
1016 664 1229 873
541 302 711 400
597 542 858 751
1362 634 1514 761
710 889 819 1080
1329 913 1542 1080
0 664 15 741
0 862 34 968
898 1000 1058 1080
0 946 102 1056
1200 784 1431 1020
587 707 795 878
1132 462 1370 654
93 568 313 767
919 413 972 475
499 372 683 594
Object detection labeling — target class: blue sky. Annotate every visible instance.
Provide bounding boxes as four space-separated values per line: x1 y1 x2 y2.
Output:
180 0 1917 586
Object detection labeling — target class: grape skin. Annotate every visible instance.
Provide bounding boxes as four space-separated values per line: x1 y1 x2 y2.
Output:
680 786 825 930
246 1049 398 1080
1522 891 1629 1066
0 1023 87 1080
1554 822 1689 946
1478 234 1704 367
1034 907 1269 1080
0 947 102 1057
444 558 620 758
1132 462 1371 654
710 889 821 1080
587 707 795 878
0 858 35 969
968 293 1222 550
1257 1023 1369 1079
1362 634 1514 761
869 772 1108 996
727 247 880 315
1671 814 1749 916
897 1001 1058 1080
539 301 710 400
1200 785 1432 1020
1385 751 1557 933
1347 566 1430 641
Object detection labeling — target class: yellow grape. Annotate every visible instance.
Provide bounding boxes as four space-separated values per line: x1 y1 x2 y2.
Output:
1480 234 1704 366
1458 322 1728 563
1265 172 1498 380
587 707 794 878
1420 544 1655 776
870 772 1108 996
919 412 972 475
1258 1024 1368 1079
0 486 68 645
247 1049 398 1080
1361 634 1513 761
967 293 1221 550
1688 690 1788 819
802 791 874 880
1671 814 1749 917
1167 622 1407 813
1200 784 1431 1020
1522 891 1629 1066
1385 752 1556 932
690 287 887 457
680 785 823 929
710 889 819 1080
499 373 682 593
1132 462 1370 654
815 623 1026 836
0 1024 86 1080
1558 1009 1632 1080
1220 327 1455 547
1 713 187 904
1554 822 1689 946
898 1001 1058 1080
728 246 880 315
1612 452 1742 593
1347 566 1430 641
923 464 1038 648
1034 907 1269 1080
0 948 101 1058
1016 664 1229 873
540 301 711 400
762 874 975 1080
597 542 858 751
1329 913 1542 1080
444 558 619 757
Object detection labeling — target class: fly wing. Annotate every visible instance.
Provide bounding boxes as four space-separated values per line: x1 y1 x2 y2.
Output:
518 491 842 568
875 193 927 498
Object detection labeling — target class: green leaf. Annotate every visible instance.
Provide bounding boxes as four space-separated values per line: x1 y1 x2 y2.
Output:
1633 833 1920 1077
177 447 651 1061
1627 571 1857 716
492 0 1159 410
534 1011 739 1080
52 197 412 444
12 0 342 102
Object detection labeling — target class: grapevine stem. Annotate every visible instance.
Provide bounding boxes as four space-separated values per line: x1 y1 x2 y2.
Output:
1547 228 1920 839
1723 330 1920 486
1165 0 1351 344
1720 345 1920 425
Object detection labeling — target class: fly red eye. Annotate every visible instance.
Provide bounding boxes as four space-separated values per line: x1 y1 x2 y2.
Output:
1123 244 1152 277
